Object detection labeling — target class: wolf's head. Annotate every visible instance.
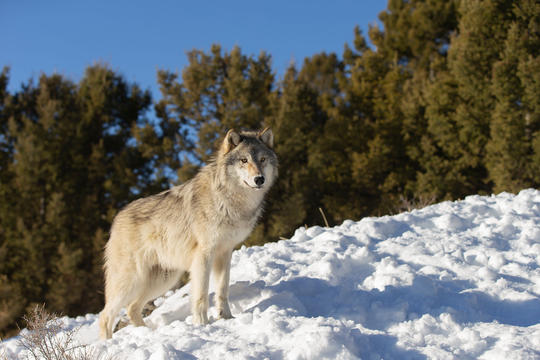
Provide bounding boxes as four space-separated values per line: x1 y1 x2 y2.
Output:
218 128 278 191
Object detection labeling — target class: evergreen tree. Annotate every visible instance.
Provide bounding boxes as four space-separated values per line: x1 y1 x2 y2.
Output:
258 66 312 243
0 65 156 336
155 44 274 183
0 68 26 336
340 24 413 214
3 73 80 331
389 0 459 200
339 0 460 212
486 0 540 192
261 61 333 242
156 45 276 244
421 0 515 198
2 0 537 338
0 67 12 240
0 67 10 173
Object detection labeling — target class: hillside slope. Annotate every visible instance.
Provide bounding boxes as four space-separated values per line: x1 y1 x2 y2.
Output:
2 190 540 359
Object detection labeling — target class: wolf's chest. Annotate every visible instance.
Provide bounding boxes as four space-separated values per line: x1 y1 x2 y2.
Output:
207 191 263 249
214 195 262 224
216 222 254 249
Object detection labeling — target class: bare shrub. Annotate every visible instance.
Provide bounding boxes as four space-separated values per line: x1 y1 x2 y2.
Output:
14 304 108 360
394 194 438 214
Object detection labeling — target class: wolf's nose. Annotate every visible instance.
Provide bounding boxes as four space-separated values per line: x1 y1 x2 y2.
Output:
254 176 265 186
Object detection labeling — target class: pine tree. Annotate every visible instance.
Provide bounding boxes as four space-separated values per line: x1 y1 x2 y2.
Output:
3 0 536 337
421 0 515 198
337 0 460 213
0 67 12 245
156 45 276 244
259 66 312 243
388 0 459 200
486 0 540 192
340 23 412 214
516 1 540 185
260 61 332 243
295 52 354 223
156 44 274 183
0 67 10 173
0 64 156 336
0 67 26 337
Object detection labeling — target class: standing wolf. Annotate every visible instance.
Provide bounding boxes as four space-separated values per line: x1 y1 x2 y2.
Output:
98 128 277 339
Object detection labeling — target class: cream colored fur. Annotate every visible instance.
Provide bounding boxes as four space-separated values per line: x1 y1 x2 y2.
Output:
98 129 277 339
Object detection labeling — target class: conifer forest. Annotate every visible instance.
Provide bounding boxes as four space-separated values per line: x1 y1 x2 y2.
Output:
1 0 539 337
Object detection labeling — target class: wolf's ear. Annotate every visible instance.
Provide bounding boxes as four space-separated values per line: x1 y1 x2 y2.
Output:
258 127 274 148
221 129 242 154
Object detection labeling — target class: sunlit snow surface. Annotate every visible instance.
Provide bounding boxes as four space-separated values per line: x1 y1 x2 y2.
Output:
3 190 540 359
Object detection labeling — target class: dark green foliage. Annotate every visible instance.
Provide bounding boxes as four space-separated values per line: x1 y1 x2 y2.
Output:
486 0 540 192
420 0 539 197
1 0 539 338
0 65 158 336
421 0 507 197
264 61 333 241
155 44 274 184
155 45 276 244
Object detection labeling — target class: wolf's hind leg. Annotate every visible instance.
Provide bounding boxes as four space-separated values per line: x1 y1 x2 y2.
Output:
126 300 145 327
99 294 127 339
99 263 149 338
126 267 182 327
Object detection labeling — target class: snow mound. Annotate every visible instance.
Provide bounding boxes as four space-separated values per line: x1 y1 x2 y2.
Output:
2 189 540 359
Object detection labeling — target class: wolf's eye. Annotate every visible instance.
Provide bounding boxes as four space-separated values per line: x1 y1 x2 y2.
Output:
260 157 266 162
241 158 248 164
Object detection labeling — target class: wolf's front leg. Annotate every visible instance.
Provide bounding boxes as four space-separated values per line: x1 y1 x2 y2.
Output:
190 250 212 325
213 248 234 319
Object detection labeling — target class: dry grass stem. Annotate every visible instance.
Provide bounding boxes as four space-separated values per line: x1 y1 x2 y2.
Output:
318 207 330 227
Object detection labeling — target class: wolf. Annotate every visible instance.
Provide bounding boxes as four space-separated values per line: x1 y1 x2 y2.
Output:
98 128 277 339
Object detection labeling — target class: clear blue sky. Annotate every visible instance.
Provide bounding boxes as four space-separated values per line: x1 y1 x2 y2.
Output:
1 0 386 99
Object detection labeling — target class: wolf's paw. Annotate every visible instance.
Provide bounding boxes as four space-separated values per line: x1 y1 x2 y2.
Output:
192 312 209 325
218 308 234 320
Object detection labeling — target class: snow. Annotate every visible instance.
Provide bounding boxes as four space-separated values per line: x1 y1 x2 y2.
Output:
2 189 540 359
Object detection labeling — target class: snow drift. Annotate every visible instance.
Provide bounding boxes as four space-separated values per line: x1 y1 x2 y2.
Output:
2 189 540 359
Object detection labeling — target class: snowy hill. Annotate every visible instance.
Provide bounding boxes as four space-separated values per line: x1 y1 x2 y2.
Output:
2 190 540 359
